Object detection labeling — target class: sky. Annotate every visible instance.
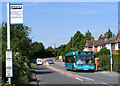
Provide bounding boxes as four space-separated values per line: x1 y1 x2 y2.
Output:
2 2 118 48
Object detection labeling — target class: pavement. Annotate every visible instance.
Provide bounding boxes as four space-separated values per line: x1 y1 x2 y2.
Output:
29 69 38 86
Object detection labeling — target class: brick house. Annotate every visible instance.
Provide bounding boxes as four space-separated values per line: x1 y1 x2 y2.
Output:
83 35 104 53
83 32 120 54
103 32 120 54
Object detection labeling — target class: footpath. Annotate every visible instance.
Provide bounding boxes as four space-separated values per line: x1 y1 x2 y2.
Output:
29 69 38 86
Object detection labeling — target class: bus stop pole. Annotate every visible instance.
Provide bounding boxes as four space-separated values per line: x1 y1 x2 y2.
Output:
7 3 11 83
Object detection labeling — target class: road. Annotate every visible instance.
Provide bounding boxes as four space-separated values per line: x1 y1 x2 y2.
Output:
33 60 119 86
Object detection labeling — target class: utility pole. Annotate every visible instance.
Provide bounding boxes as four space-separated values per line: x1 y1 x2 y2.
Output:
54 44 56 57
72 38 74 52
110 43 113 72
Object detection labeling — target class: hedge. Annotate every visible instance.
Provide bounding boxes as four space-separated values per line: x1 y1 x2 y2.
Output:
113 54 120 73
99 54 111 71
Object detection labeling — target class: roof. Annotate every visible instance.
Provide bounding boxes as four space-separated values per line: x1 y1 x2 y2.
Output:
84 32 120 48
85 39 104 47
103 33 120 44
103 35 117 44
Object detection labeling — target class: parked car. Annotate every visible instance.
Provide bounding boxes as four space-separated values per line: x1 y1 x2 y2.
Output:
48 59 54 64
36 58 43 65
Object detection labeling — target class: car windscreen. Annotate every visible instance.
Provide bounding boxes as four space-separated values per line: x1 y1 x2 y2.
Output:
38 60 41 62
49 60 53 61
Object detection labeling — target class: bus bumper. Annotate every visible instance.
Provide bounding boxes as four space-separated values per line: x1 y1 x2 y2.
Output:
75 68 94 70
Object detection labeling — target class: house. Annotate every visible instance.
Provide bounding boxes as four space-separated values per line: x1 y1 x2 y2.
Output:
102 32 120 54
83 32 120 54
83 35 104 53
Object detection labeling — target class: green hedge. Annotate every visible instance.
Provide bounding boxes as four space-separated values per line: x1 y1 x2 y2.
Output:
99 54 111 71
113 54 120 73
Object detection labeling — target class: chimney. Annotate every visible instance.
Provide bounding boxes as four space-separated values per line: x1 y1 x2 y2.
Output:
101 35 103 39
91 35 94 41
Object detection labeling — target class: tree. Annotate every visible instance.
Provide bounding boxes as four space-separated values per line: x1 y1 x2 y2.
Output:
85 30 91 40
29 42 45 59
104 29 113 39
65 31 86 53
2 22 32 84
98 34 103 40
45 46 54 57
57 44 66 56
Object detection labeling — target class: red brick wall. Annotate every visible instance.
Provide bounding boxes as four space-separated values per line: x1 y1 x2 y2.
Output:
95 47 97 53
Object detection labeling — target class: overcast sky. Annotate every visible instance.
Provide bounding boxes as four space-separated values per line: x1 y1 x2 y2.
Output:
2 2 118 48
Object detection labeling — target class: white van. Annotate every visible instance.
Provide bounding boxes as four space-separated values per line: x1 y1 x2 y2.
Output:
36 58 42 65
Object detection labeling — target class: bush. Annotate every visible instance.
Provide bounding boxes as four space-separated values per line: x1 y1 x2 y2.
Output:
113 54 120 73
99 54 111 71
95 47 110 57
30 63 34 69
56 56 59 60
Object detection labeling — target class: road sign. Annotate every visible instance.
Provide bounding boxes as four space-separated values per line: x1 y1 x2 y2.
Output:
10 4 23 24
6 50 13 77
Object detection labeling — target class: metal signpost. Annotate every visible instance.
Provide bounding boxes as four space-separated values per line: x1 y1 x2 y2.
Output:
6 3 23 84
7 3 11 83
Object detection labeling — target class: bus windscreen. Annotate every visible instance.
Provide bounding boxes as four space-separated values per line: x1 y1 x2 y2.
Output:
76 55 94 65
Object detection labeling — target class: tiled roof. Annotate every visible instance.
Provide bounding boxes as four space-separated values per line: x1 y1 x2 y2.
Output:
103 35 117 44
85 39 104 47
115 32 120 43
103 32 120 44
84 32 120 48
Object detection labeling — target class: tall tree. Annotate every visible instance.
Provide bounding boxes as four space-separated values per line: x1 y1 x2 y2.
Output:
85 30 91 40
30 42 45 58
57 44 66 56
104 29 113 39
65 31 86 53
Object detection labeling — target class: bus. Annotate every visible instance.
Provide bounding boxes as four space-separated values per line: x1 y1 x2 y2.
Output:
65 51 95 70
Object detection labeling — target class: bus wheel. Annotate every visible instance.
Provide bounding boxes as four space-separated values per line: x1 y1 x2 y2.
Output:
66 68 69 71
72 66 74 71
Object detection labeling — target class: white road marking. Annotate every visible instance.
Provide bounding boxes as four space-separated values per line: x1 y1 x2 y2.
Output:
102 82 107 84
67 75 72 77
76 78 83 81
60 72 64 74
84 77 94 81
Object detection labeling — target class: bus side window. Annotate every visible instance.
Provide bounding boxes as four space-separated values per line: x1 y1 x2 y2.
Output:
65 57 69 62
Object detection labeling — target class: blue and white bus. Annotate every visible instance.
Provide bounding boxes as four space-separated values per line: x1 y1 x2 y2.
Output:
65 51 95 70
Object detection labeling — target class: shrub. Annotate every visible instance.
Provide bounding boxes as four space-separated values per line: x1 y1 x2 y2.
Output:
99 54 110 71
56 56 59 60
113 54 120 73
30 63 34 69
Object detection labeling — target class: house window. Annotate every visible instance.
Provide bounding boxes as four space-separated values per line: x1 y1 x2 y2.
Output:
115 43 119 50
105 43 111 49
